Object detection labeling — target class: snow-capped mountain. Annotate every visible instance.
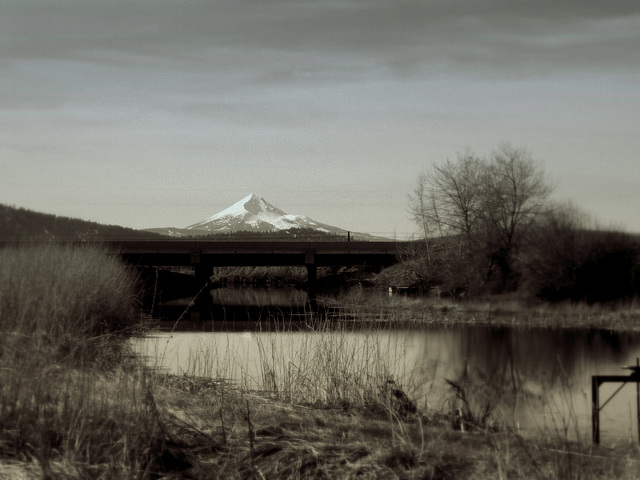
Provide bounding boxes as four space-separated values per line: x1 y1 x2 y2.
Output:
187 194 334 233
145 194 384 239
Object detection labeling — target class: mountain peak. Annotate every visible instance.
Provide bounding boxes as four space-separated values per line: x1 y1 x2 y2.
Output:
236 193 260 207
144 194 386 240
189 195 288 228
236 194 286 216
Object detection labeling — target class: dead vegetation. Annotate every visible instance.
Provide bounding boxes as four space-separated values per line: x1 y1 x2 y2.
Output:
2 244 640 478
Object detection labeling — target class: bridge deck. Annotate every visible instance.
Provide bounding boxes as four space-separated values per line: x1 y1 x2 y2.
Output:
110 240 402 267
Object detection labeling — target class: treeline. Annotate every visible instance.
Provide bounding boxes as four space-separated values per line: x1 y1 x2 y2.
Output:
407 144 640 303
0 204 161 241
188 228 350 241
521 207 640 303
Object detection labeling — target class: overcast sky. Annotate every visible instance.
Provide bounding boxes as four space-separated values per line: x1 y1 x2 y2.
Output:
2 0 639 238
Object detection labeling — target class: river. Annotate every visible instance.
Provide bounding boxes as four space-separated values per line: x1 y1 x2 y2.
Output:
134 287 640 445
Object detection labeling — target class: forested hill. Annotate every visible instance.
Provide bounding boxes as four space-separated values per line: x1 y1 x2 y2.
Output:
0 204 161 241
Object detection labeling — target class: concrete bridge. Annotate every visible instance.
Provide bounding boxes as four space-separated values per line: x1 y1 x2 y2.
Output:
109 239 405 285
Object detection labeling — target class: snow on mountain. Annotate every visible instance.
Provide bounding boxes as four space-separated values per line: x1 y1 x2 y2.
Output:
186 194 342 234
145 194 387 240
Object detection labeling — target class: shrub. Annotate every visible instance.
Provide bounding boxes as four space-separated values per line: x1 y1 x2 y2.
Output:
519 208 640 304
0 243 140 365
0 244 178 478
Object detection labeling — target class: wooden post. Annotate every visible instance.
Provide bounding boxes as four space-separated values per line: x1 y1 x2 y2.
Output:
592 376 600 444
637 358 639 444
592 369 640 445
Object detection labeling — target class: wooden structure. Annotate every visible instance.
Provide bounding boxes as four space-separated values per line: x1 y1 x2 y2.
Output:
592 359 640 444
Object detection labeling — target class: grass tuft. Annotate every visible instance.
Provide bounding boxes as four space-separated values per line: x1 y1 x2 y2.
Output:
0 244 183 478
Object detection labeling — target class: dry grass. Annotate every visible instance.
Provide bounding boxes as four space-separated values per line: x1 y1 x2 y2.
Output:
140 304 640 479
323 288 640 331
0 244 178 478
126 374 640 479
2 244 640 478
210 265 309 286
150 313 424 414
0 244 142 365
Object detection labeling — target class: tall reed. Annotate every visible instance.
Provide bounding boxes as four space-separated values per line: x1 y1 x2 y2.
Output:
158 310 423 415
0 243 140 365
0 244 179 478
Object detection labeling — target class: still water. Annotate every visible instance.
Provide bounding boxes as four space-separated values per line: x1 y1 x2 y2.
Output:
136 288 640 445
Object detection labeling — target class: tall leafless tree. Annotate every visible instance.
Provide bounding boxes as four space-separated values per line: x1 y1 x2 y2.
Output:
409 144 552 293
408 152 485 252
481 144 552 288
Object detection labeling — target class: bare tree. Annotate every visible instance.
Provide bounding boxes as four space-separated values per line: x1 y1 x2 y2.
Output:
409 144 552 293
408 151 487 292
481 144 552 288
408 152 485 247
408 171 434 261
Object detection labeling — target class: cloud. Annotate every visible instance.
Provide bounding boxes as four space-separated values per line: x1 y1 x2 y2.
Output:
2 0 638 80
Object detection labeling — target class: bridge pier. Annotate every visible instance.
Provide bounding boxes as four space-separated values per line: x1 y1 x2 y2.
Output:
305 249 318 310
305 250 317 287
305 263 317 288
193 262 212 322
194 264 212 287
305 263 318 311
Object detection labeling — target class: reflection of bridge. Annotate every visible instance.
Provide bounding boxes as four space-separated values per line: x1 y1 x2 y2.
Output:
109 240 406 285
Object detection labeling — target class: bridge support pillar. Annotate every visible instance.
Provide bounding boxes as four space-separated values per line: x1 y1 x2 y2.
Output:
194 264 212 288
192 264 212 322
305 263 318 311
305 251 316 288
305 263 317 288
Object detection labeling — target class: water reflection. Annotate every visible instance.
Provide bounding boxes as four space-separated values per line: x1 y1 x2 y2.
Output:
136 319 640 444
152 287 319 328
412 326 640 443
209 287 309 306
